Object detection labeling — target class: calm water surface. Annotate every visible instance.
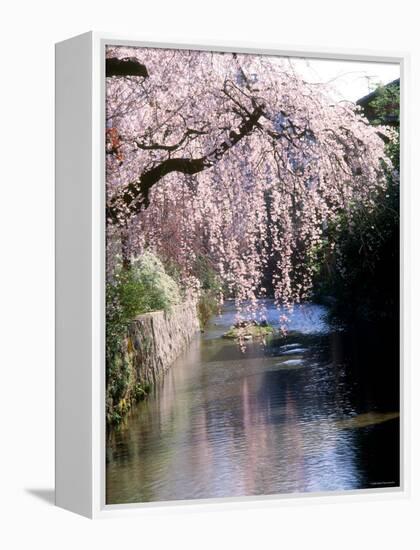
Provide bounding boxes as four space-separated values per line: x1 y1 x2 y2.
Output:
106 300 399 504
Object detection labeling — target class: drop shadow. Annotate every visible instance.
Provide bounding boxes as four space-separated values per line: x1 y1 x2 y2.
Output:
25 488 55 505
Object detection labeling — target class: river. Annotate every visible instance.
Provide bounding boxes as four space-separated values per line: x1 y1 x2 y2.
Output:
106 300 400 504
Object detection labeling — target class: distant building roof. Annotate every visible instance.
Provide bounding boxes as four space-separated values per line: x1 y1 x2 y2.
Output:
356 78 400 126
356 78 400 108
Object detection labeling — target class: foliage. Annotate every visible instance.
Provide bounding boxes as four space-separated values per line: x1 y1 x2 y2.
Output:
313 82 399 325
107 252 180 357
130 252 182 310
369 83 400 125
105 46 393 324
197 292 219 329
194 255 222 293
193 255 223 328
106 252 181 425
370 83 400 170
314 180 399 323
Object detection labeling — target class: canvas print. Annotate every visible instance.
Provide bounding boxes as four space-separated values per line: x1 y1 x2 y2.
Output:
105 45 400 505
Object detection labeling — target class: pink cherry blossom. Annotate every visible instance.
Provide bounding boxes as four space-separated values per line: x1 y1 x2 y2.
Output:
105 46 395 325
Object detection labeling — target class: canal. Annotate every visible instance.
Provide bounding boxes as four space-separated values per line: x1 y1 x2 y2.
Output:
106 300 399 504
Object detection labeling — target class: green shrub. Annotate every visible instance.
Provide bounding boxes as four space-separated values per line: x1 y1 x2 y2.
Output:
130 252 182 311
107 252 181 350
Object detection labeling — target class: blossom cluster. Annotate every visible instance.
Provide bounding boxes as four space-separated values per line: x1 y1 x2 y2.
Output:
105 46 393 325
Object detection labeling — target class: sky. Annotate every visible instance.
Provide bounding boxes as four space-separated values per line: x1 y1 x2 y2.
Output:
287 58 400 103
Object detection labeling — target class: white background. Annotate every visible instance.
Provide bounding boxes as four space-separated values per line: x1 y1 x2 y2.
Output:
291 58 401 101
1 0 419 548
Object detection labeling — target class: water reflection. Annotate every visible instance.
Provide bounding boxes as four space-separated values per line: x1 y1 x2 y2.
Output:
106 301 399 504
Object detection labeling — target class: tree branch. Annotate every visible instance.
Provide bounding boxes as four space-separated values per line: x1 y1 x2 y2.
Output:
107 103 265 223
134 128 207 152
106 57 149 78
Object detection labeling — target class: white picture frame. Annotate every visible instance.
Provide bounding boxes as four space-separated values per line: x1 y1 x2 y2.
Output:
55 31 410 518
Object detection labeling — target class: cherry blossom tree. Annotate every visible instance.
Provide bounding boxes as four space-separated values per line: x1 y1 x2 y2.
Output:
105 46 394 323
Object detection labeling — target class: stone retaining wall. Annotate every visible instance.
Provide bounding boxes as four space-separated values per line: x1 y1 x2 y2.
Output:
107 301 200 424
128 301 200 385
